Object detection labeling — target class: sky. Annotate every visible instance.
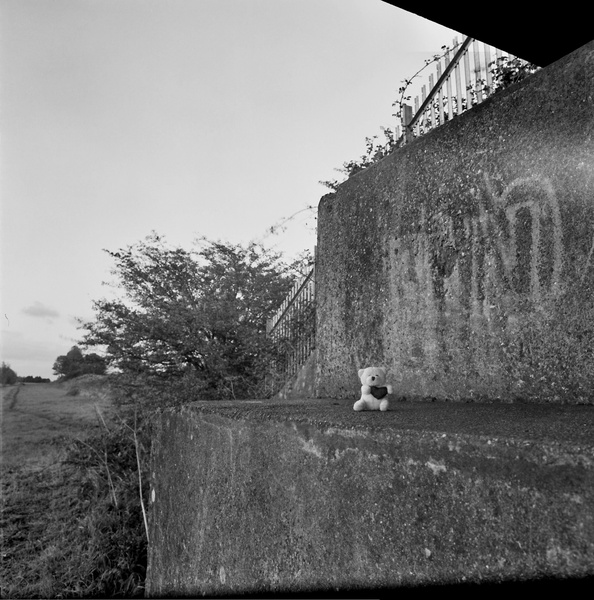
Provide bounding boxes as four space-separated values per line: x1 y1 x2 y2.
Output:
1 0 461 380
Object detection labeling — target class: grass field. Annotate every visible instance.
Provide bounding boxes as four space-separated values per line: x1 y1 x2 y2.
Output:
2 380 113 469
1 378 147 598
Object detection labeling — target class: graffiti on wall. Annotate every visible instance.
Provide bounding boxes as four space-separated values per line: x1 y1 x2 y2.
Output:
473 171 563 306
387 171 565 370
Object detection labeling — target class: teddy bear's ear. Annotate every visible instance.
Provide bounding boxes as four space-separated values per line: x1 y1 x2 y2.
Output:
358 369 365 378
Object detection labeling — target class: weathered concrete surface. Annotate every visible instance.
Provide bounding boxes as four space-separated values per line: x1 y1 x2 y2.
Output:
146 399 594 596
316 40 594 403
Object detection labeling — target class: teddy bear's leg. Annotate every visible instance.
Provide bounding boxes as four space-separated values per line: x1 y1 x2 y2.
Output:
353 398 366 411
379 399 389 411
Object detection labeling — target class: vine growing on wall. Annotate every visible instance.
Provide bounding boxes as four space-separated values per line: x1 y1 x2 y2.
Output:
319 45 539 192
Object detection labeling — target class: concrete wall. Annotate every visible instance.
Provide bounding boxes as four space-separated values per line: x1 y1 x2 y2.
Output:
146 399 594 596
316 40 594 403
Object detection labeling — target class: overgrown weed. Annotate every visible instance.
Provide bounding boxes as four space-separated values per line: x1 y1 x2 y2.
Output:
1 397 150 598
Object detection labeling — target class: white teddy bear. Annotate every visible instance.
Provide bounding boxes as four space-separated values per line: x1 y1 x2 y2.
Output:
353 366 393 412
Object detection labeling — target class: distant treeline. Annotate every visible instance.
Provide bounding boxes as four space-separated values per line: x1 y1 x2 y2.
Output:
19 375 52 384
1 362 52 385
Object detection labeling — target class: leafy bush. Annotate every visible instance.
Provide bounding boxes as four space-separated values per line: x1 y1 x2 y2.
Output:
80 234 310 401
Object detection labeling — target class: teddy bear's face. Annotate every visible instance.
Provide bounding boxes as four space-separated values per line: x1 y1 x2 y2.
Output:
358 367 387 387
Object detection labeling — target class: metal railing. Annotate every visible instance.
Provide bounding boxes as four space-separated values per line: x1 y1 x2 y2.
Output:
266 268 315 382
398 36 537 143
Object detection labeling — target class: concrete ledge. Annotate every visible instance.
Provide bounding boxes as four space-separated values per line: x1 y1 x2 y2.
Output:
146 399 594 597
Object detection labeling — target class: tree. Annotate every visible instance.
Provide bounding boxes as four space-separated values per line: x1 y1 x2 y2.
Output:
83 353 108 375
53 346 83 380
1 362 18 385
80 234 306 400
53 346 107 380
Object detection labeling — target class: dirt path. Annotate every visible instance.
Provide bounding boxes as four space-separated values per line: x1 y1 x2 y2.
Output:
1 381 113 470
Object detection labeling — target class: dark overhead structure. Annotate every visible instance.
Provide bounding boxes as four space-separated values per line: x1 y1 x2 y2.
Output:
381 1 593 67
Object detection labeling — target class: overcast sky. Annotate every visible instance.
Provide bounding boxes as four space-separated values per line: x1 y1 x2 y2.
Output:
1 0 461 379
